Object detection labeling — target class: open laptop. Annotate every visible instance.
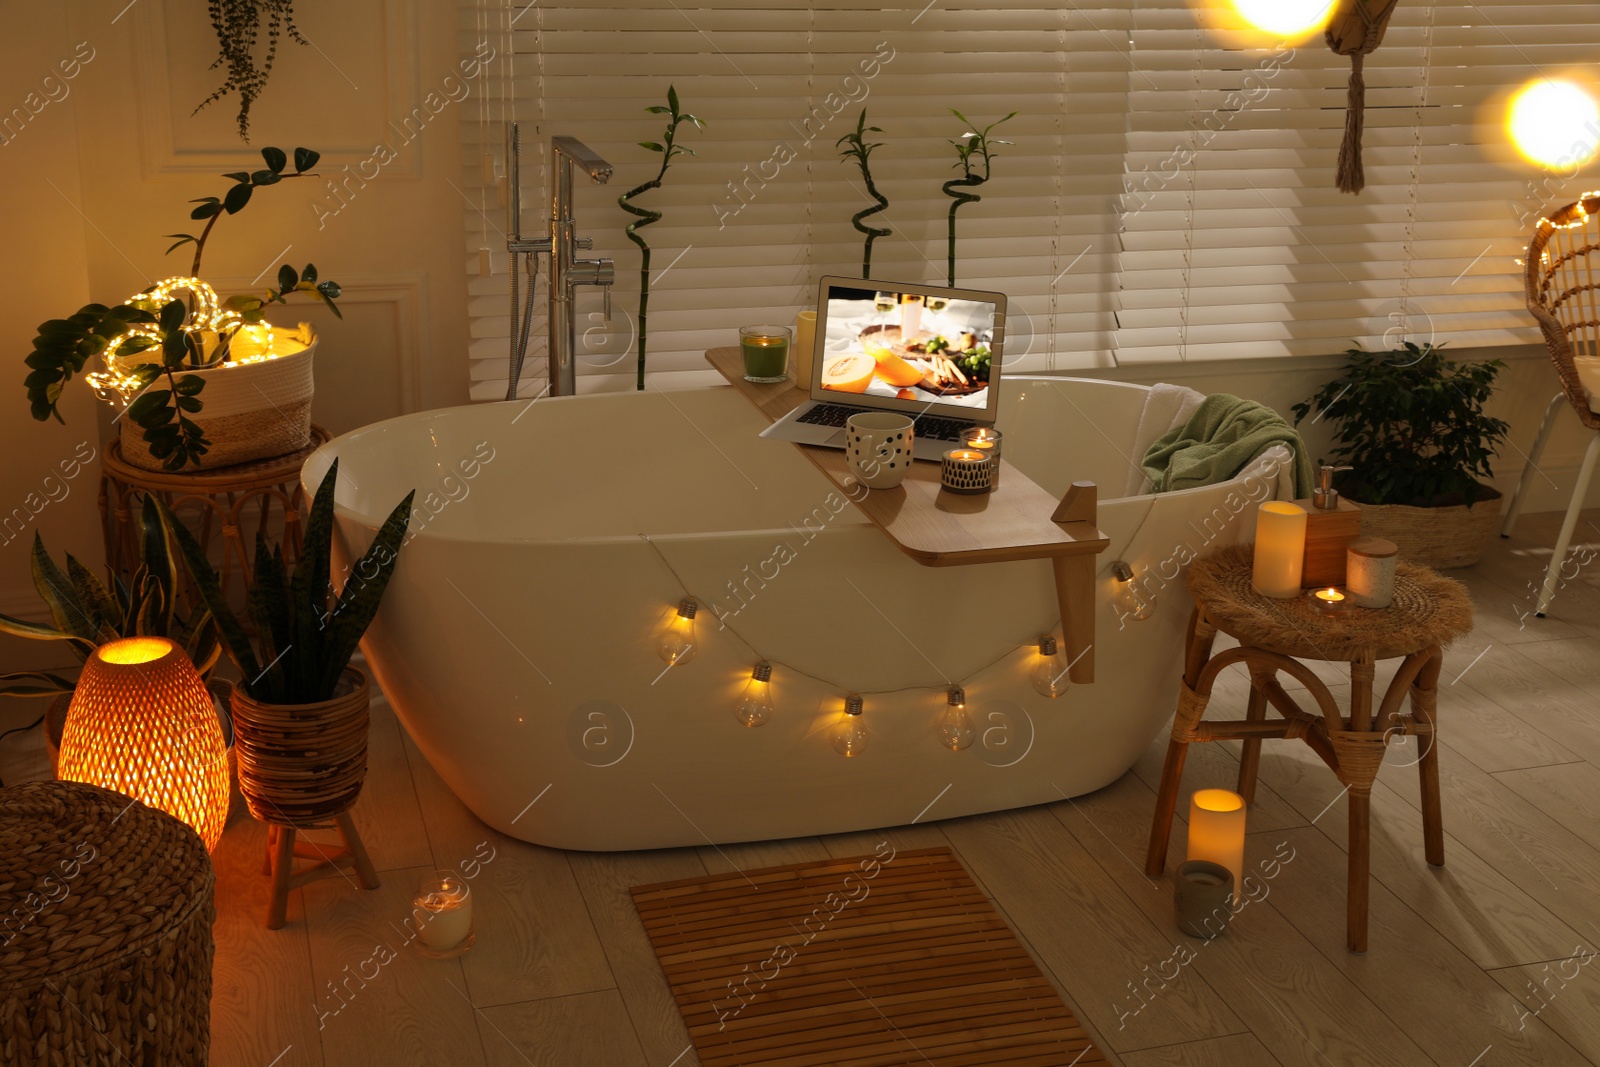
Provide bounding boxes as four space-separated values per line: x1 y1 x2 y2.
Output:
760 276 1007 461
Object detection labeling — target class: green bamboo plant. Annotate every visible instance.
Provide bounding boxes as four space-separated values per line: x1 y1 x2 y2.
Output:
0 496 221 699
942 109 1016 287
164 458 414 705
618 86 704 390
838 110 891 279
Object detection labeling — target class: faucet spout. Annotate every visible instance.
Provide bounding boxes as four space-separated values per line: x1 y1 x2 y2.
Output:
552 136 613 184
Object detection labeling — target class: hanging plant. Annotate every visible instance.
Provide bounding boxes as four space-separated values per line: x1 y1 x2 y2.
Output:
837 110 891 279
618 86 704 391
942 108 1015 288
1325 0 1402 194
195 0 305 142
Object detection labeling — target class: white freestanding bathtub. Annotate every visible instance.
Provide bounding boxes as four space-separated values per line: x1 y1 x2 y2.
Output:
306 379 1289 850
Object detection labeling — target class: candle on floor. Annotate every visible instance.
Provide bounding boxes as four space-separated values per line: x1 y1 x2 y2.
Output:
413 872 474 957
1251 501 1307 599
1187 788 1246 899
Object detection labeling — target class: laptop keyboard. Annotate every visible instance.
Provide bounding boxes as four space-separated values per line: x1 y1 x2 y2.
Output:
796 403 971 442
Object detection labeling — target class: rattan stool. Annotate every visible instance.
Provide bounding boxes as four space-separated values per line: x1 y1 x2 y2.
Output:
0 780 215 1065
1144 544 1474 952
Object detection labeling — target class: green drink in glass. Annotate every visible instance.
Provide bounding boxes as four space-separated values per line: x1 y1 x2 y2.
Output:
740 325 791 384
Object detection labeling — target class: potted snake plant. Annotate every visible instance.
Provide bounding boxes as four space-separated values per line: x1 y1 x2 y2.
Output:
0 496 222 775
1291 341 1510 568
163 458 413 824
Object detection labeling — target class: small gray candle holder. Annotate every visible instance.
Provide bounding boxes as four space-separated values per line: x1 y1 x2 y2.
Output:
1174 859 1234 940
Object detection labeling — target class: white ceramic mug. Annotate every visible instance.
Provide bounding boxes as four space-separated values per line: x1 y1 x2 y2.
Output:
845 412 915 489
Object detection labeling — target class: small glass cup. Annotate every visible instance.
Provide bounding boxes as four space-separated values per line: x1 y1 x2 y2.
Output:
412 870 474 959
740 325 791 384
961 427 1002 488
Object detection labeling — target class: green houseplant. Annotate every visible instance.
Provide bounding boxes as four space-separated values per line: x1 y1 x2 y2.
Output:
165 459 412 836
838 109 891 279
618 86 704 391
943 108 1014 288
23 146 341 472
0 496 222 774
197 0 304 142
1291 341 1511 567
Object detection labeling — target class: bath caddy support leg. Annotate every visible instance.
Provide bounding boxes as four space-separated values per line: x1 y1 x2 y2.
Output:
1051 481 1099 684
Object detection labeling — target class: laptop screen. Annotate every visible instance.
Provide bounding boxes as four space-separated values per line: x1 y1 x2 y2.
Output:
812 277 1006 422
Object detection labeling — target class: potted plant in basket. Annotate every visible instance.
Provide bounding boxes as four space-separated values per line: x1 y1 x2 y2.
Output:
23 146 341 473
0 497 222 776
162 459 413 828
1291 341 1511 568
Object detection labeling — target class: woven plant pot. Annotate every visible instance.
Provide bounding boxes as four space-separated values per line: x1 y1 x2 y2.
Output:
229 667 369 826
118 332 318 473
1349 485 1502 569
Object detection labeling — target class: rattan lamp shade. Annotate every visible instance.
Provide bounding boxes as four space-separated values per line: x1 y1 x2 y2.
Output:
58 637 230 851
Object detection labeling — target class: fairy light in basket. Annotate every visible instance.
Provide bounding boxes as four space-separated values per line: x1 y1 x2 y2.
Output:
84 277 290 406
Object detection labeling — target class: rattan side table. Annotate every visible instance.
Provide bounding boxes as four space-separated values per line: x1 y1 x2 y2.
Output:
98 426 332 603
1143 543 1473 952
0 780 215 1065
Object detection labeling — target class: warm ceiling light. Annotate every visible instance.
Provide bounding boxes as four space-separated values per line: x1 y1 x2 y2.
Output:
1227 0 1334 39
1508 79 1600 169
58 636 230 851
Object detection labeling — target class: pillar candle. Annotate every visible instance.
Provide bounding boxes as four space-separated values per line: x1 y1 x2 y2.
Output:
793 309 817 385
1251 501 1307 599
1188 788 1246 897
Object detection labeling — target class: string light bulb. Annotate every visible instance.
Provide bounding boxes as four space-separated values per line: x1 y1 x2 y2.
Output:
734 661 774 727
938 685 975 752
657 597 698 666
1031 634 1069 699
832 694 869 757
1111 561 1154 624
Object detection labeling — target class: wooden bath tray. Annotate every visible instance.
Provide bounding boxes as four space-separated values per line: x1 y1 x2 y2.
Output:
707 347 1108 682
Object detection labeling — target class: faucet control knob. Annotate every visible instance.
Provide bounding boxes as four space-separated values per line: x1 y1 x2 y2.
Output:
594 257 614 287
575 237 595 250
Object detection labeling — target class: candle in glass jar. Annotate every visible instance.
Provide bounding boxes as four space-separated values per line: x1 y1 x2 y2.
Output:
1251 502 1307 599
1347 536 1398 608
960 427 1002 487
739 325 791 384
413 873 474 956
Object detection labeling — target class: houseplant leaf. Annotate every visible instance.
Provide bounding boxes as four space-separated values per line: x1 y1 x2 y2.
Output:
318 489 415 698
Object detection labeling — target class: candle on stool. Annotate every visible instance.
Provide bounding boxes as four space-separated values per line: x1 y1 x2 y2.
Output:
1251 501 1307 599
413 872 474 958
1311 586 1348 614
1187 788 1246 900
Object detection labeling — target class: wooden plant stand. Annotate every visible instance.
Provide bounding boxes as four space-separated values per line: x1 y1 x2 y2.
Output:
706 349 1108 682
262 815 381 930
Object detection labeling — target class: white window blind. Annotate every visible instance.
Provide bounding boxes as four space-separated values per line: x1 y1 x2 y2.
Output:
458 1 1593 398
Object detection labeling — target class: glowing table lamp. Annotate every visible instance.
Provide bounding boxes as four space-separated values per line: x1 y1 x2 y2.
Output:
1187 788 1246 897
58 636 230 851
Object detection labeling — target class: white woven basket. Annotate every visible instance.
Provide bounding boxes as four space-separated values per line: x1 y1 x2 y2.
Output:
119 327 317 471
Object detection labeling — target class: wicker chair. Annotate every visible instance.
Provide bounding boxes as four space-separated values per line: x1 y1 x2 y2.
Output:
1502 194 1600 616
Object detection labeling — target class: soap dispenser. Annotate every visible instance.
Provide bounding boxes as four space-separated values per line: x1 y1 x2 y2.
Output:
1294 464 1363 588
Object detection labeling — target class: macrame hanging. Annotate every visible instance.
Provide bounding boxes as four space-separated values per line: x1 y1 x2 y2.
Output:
1325 0 1402 194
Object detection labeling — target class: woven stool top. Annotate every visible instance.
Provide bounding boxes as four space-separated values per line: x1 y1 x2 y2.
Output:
1187 543 1474 662
103 424 331 491
0 781 214 988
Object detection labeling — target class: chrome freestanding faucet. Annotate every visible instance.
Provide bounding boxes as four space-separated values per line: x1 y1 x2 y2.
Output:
505 124 615 399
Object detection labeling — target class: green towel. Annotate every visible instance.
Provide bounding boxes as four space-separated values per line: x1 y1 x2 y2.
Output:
1141 393 1313 496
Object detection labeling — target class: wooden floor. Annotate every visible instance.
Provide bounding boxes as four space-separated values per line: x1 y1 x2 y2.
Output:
7 510 1599 1066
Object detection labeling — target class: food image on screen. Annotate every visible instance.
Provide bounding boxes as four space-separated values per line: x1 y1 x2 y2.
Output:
819 286 997 410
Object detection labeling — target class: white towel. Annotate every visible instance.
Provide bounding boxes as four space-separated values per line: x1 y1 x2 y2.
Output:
1124 383 1206 496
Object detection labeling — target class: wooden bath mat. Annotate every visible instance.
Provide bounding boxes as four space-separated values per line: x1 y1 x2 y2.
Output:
631 847 1105 1066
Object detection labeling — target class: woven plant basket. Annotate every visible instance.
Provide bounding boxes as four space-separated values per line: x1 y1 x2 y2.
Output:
229 667 370 826
119 329 318 473
1349 485 1502 569
0 779 215 1066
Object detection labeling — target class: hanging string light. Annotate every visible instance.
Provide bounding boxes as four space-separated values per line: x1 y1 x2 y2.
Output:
657 597 698 666
831 695 869 757
733 661 774 727
1031 634 1069 699
938 685 975 752
1111 561 1154 624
